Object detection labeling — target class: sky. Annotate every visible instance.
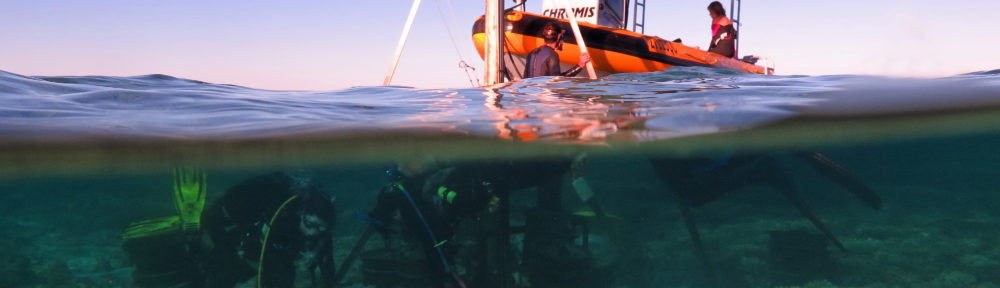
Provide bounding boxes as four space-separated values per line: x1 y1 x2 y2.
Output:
1 0 998 90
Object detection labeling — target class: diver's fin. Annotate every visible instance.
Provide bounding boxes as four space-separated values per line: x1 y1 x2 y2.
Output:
571 210 623 220
173 168 207 232
795 152 882 210
771 175 847 251
572 209 625 233
121 216 182 240
678 201 719 287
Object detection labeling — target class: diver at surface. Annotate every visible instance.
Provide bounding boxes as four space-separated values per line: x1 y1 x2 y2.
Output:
524 22 592 78
120 170 337 288
707 1 737 58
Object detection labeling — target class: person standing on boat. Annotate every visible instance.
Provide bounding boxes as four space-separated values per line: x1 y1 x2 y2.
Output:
707 1 737 58
524 23 592 78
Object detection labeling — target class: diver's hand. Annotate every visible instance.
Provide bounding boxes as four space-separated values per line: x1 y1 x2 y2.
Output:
578 52 591 68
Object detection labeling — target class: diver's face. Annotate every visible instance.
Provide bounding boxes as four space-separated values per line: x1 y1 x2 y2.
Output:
299 214 327 236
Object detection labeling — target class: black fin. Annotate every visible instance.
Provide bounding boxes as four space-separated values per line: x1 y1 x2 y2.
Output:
795 152 882 210
678 201 719 287
774 180 847 251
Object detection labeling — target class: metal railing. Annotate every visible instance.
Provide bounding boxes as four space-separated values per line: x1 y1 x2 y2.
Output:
632 0 646 34
729 0 742 58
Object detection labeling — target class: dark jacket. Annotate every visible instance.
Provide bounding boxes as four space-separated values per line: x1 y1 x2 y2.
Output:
709 24 737 58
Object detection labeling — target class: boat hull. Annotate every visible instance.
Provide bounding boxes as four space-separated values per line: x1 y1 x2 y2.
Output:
472 11 772 80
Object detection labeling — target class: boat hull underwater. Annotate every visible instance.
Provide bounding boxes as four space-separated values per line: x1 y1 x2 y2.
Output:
472 11 773 80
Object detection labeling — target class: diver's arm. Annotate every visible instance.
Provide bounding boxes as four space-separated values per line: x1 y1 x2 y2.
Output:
559 52 590 77
561 65 583 77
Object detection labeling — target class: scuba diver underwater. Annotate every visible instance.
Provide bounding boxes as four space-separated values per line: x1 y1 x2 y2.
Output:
119 162 613 288
362 166 491 288
357 158 615 288
120 169 337 288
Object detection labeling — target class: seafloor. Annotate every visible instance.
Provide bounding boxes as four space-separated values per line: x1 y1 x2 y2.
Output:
1 133 998 288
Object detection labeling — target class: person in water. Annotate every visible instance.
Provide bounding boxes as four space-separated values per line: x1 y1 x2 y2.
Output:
707 1 737 58
365 165 496 288
524 23 592 78
364 158 604 288
201 172 338 287
121 170 338 288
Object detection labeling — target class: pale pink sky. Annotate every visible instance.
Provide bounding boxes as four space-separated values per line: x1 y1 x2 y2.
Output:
1 0 997 90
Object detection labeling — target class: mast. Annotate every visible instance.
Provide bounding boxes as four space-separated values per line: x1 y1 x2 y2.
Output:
484 0 505 85
383 0 423 85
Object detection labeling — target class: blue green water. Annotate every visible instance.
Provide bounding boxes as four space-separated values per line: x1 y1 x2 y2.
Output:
1 68 1000 287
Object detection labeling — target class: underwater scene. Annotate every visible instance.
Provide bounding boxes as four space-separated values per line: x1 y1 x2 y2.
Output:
2 68 1000 288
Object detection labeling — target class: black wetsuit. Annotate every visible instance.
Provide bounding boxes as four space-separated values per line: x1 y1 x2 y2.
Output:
366 160 573 287
708 24 737 58
202 172 337 288
367 169 468 288
121 172 336 288
524 45 583 78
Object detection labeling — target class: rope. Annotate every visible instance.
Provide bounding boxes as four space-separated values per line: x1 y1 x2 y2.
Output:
395 182 467 288
434 0 481 86
503 33 523 79
396 183 451 271
458 61 479 87
504 1 526 13
257 195 300 288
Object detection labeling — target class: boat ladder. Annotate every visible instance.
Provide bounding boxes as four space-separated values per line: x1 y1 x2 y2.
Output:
632 0 646 34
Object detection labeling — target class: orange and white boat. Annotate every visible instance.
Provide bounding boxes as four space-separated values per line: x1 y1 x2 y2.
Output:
472 0 774 80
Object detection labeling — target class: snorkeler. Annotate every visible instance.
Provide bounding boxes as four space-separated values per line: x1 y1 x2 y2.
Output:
121 170 337 288
524 23 592 78
707 1 737 58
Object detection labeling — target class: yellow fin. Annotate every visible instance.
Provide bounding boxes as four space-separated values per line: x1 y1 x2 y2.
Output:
173 168 207 232
121 216 182 240
572 211 624 221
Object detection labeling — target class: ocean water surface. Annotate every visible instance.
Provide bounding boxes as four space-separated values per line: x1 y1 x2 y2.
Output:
1 67 1000 287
